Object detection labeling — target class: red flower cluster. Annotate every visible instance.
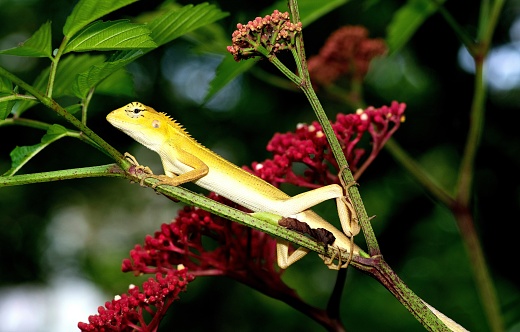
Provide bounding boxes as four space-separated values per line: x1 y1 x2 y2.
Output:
80 95 404 330
227 10 302 61
121 192 297 296
247 101 406 188
78 268 193 332
308 26 387 86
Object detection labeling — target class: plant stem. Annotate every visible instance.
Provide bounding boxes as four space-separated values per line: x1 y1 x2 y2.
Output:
456 58 484 205
0 164 123 186
453 205 503 332
385 138 455 207
46 37 68 97
0 94 37 103
305 86 379 256
351 255 459 331
434 1 476 55
479 0 505 46
82 87 95 125
0 165 460 331
287 0 380 256
0 163 371 263
0 117 51 130
454 5 503 329
0 66 125 165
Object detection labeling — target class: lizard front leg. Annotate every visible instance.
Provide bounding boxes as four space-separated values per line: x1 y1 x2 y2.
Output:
154 147 209 188
124 152 154 186
321 175 360 269
123 152 186 189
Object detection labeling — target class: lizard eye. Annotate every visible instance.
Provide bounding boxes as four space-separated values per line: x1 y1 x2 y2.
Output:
126 106 144 118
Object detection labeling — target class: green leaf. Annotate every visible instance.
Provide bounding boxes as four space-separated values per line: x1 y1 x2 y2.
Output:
68 3 227 98
96 68 134 97
0 76 13 94
63 0 138 38
266 0 349 26
205 55 257 103
64 20 156 53
65 104 82 115
11 69 46 116
0 96 16 120
71 50 142 98
186 21 230 54
0 21 52 58
4 124 68 176
1 77 17 119
386 0 443 53
13 54 106 116
54 54 107 97
148 3 228 47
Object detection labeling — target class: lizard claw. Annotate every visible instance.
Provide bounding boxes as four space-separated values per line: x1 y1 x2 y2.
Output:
124 152 154 186
338 165 359 191
320 236 355 270
337 165 361 237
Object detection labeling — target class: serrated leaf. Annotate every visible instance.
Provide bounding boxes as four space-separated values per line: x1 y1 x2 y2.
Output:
386 0 443 53
69 3 227 98
1 77 16 119
0 96 16 120
148 3 228 47
63 0 138 38
72 50 142 98
0 21 52 58
4 124 68 176
205 55 257 103
64 20 156 53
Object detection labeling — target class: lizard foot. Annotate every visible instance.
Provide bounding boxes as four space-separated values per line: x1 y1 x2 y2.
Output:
338 164 359 192
319 234 356 270
337 165 361 238
124 152 154 186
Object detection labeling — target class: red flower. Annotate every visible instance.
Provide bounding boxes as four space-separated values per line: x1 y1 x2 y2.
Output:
80 101 405 330
78 268 194 332
308 26 387 85
121 192 298 298
247 102 406 187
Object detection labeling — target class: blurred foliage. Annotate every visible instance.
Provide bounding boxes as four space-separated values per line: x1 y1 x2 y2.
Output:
1 0 519 331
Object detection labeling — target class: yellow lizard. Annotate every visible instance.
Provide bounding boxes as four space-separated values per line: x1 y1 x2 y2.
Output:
107 102 362 269
107 103 471 331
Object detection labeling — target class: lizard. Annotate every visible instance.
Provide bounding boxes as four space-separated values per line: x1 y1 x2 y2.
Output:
107 103 471 331
106 102 363 269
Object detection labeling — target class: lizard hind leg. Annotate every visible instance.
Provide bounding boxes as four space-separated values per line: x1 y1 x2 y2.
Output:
336 166 361 239
276 240 310 269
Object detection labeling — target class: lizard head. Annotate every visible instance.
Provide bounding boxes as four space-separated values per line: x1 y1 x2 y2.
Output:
107 102 172 152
